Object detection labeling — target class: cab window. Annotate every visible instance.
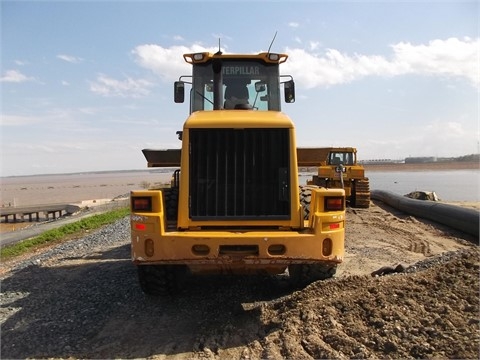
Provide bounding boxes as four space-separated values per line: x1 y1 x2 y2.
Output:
191 59 281 112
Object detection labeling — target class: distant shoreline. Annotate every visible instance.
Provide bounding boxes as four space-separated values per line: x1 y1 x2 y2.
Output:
363 161 479 172
2 161 479 179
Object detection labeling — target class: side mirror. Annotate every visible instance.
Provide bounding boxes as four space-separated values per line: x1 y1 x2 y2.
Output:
255 81 266 92
284 80 295 103
174 81 185 103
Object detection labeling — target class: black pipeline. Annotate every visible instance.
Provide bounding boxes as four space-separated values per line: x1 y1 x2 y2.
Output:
371 190 479 238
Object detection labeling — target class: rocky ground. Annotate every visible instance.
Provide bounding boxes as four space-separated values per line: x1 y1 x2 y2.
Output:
0 201 479 359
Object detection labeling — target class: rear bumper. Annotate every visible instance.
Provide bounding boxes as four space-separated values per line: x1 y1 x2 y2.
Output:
130 187 346 274
131 226 344 272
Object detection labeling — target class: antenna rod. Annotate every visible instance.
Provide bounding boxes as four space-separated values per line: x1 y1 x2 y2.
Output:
267 31 278 54
215 38 222 55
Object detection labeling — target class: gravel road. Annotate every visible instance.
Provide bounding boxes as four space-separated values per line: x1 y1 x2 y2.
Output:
1 201 478 359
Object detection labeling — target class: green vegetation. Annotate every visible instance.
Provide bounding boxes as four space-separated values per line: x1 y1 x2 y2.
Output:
1 207 130 260
455 154 480 162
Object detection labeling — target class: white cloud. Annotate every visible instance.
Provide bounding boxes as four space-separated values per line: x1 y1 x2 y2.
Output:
78 107 98 115
1 108 99 129
211 33 232 43
359 118 476 160
89 74 153 98
424 120 467 139
283 37 480 88
132 44 217 81
0 69 34 83
309 41 320 51
0 114 42 126
131 37 478 88
288 22 299 28
5 140 98 155
391 37 479 86
57 54 83 63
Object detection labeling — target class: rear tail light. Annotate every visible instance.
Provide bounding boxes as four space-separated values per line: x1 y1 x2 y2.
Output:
135 223 146 231
325 197 344 211
132 197 152 211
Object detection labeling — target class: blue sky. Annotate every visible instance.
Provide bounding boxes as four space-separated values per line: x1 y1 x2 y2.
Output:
1 0 478 176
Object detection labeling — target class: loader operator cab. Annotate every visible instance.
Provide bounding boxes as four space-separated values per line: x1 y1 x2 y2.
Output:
328 151 355 166
174 52 295 112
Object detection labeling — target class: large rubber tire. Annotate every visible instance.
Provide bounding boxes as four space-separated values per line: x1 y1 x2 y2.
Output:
137 264 187 296
162 187 179 221
289 263 337 288
299 185 318 220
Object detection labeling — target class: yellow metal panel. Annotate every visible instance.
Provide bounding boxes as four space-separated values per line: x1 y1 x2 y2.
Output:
185 110 294 129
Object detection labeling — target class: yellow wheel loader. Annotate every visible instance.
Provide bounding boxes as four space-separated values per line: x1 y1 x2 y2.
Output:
130 50 346 295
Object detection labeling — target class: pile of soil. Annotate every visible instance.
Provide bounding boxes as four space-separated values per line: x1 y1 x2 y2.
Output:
241 248 479 359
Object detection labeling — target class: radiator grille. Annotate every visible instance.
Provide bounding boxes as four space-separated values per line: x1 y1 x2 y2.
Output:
189 128 290 220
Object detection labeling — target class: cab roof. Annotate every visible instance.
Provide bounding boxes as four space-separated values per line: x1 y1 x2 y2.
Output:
183 52 288 65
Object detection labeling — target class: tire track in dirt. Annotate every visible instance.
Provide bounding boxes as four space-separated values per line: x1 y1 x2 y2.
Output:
340 202 472 279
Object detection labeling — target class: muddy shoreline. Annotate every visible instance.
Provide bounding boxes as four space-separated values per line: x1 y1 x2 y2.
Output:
363 161 479 171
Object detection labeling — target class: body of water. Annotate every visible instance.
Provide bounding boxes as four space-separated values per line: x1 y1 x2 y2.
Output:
2 169 479 206
0 170 173 207
300 169 480 202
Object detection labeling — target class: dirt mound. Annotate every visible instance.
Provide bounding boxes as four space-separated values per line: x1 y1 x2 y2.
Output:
237 248 479 359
